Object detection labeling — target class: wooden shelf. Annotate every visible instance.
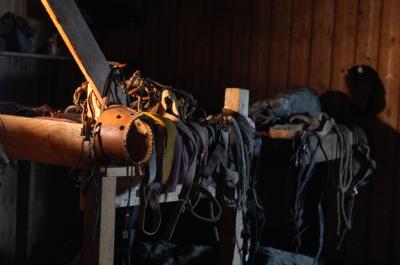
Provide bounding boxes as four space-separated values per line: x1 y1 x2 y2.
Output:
0 51 71 60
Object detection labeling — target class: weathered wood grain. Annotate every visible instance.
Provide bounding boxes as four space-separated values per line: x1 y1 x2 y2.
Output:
267 0 293 95
330 0 358 93
288 0 313 88
308 0 335 93
355 0 383 67
248 0 273 102
0 115 87 168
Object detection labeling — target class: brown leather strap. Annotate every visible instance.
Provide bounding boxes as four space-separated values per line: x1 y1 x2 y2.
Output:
138 182 161 236
187 182 222 223
163 121 198 240
143 112 177 185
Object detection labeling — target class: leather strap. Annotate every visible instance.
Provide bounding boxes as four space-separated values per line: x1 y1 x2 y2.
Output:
190 122 209 153
136 117 162 236
202 128 229 179
161 89 180 119
0 141 9 172
187 182 222 223
154 125 166 184
146 145 157 184
138 182 161 236
250 137 263 209
163 121 198 240
143 112 177 185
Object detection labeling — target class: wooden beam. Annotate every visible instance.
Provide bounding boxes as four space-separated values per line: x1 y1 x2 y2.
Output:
0 115 87 168
0 113 153 169
40 0 109 107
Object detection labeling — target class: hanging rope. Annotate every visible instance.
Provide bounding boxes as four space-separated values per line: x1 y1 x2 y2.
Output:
333 124 376 249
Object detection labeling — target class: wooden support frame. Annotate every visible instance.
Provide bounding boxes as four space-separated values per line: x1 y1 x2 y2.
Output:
94 88 249 265
99 175 116 265
32 4 251 262
8 1 364 264
219 88 248 265
96 166 218 265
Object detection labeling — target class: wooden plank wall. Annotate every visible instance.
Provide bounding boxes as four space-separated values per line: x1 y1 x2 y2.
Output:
96 0 399 264
0 54 82 263
0 54 80 107
0 164 18 263
0 0 26 17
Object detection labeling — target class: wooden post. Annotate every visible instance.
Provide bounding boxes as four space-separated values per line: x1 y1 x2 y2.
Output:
99 172 116 265
81 88 250 265
224 88 249 117
219 87 249 265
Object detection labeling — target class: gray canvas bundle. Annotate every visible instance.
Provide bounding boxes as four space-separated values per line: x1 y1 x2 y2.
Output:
250 88 321 127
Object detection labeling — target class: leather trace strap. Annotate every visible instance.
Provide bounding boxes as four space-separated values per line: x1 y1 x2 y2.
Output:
143 112 177 185
190 122 209 154
250 137 263 209
138 182 162 236
154 125 166 184
202 128 229 179
187 182 222 223
163 121 198 240
135 117 162 236
0 141 9 172
146 144 157 184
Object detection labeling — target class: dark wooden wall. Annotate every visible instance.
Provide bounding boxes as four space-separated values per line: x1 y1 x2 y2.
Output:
0 54 83 264
0 54 81 107
94 0 400 264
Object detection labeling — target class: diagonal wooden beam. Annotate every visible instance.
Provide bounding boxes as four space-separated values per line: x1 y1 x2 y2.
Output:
40 0 109 106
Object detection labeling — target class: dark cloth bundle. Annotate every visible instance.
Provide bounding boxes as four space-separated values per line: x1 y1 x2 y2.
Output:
250 88 321 128
0 12 35 53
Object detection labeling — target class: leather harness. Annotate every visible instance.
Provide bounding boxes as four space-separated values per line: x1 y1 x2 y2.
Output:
77 68 263 264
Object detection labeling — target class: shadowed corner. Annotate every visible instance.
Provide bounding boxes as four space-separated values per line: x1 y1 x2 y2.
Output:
318 65 400 264
320 65 386 128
